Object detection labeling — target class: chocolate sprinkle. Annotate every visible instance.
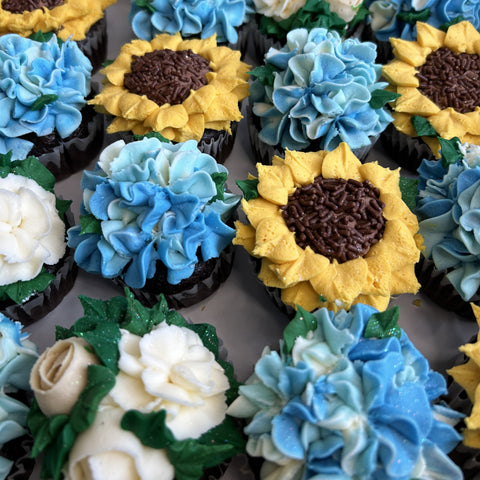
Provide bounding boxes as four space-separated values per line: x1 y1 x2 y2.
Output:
124 49 211 106
281 177 386 263
2 0 64 13
417 47 480 113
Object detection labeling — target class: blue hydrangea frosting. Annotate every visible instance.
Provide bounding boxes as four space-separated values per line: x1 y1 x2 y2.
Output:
0 33 92 161
68 137 240 288
227 304 463 479
251 28 393 151
129 0 251 44
0 314 38 479
366 0 480 42
417 144 480 301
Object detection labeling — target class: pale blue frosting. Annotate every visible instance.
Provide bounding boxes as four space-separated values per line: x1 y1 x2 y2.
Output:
68 138 240 287
228 304 462 479
0 315 38 480
129 0 250 44
0 33 92 160
417 150 480 300
366 0 480 42
251 28 393 151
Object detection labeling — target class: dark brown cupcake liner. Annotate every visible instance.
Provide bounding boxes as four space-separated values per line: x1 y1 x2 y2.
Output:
0 211 78 326
76 15 108 74
114 244 235 310
2 434 34 480
380 123 435 173
360 24 393 65
415 255 480 321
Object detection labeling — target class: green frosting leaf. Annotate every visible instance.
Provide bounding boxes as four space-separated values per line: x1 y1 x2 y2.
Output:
283 306 318 355
121 410 175 449
439 136 463 168
136 0 156 13
397 7 431 24
236 178 259 201
411 116 437 137
101 59 114 68
364 306 401 339
31 94 58 111
0 268 55 304
56 198 72 222
133 130 169 143
399 177 419 212
209 172 227 203
249 64 278 87
79 213 103 235
28 30 56 42
0 156 56 192
369 90 401 109
0 151 13 176
440 15 464 31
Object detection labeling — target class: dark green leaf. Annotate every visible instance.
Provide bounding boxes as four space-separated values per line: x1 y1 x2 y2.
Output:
187 323 219 357
79 213 102 235
11 157 56 192
28 30 55 42
56 198 72 222
209 172 227 203
121 410 175 449
364 306 401 339
0 269 55 304
236 178 259 201
283 306 318 355
397 8 431 25
440 16 464 32
411 116 437 137
248 64 278 87
133 131 169 143
0 151 13 177
369 90 401 109
439 137 463 168
318 295 327 303
31 94 58 111
41 423 76 480
399 177 419 212
101 59 114 68
136 0 156 13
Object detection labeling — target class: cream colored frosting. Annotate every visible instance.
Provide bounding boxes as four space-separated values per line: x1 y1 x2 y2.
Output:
30 337 99 417
64 407 174 480
253 0 306 21
0 174 66 286
106 323 230 440
325 0 363 22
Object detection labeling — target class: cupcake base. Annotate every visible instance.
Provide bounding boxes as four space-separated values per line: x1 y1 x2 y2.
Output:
76 16 108 73
415 255 480 321
1 434 34 480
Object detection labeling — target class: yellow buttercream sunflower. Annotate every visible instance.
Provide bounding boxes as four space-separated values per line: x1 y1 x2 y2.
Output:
383 21 480 158
448 303 480 448
234 143 422 313
0 0 115 40
89 33 250 142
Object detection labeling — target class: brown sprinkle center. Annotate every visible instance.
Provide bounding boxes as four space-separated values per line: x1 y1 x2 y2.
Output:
123 49 211 106
281 177 386 263
2 0 64 13
417 47 480 114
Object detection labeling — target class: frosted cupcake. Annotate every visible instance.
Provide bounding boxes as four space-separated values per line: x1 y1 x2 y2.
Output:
129 0 252 54
234 143 422 316
0 314 38 480
382 21 480 171
248 27 394 165
415 142 480 319
0 33 103 180
68 137 240 309
28 290 244 480
90 32 250 164
0 0 116 72
228 303 463 479
0 153 77 324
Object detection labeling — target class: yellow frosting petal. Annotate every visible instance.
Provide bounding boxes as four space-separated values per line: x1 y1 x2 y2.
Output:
283 150 326 184
358 162 400 195
390 38 432 66
320 143 362 180
253 217 300 262
381 192 419 234
389 264 420 294
394 87 441 115
241 197 281 229
445 20 480 53
382 61 419 88
257 164 295 205
416 22 446 49
362 257 392 297
281 282 323 312
233 222 256 254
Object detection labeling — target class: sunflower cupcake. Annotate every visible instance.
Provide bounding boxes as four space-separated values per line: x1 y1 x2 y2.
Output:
382 20 480 171
90 32 250 163
234 143 422 315
0 0 116 72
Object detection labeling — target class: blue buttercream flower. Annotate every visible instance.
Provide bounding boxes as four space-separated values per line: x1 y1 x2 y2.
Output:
129 0 250 44
228 304 463 479
0 33 92 160
251 28 393 152
366 0 480 42
417 145 480 300
68 138 240 288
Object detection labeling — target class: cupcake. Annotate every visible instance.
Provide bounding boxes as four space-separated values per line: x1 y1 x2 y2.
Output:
415 142 480 320
248 27 395 165
0 33 104 180
234 143 422 316
0 153 77 325
28 289 244 480
227 303 463 479
67 136 240 309
89 32 250 163
381 20 480 171
129 0 252 54
0 314 38 480
0 0 116 72
249 0 369 65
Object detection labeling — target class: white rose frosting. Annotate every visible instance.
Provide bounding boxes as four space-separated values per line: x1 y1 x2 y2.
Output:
0 174 66 286
64 407 174 480
107 323 230 440
253 0 306 21
325 0 363 22
30 337 100 417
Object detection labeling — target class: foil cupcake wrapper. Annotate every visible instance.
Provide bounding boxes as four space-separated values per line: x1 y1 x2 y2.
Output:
380 123 435 172
415 255 480 321
76 16 108 74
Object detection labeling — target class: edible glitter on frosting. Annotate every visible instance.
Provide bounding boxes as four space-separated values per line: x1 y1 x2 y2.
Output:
67 137 240 288
227 304 463 480
250 27 393 152
0 33 92 160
